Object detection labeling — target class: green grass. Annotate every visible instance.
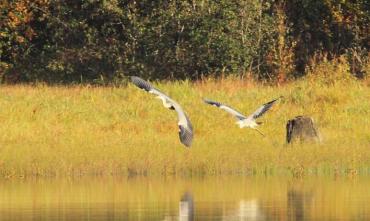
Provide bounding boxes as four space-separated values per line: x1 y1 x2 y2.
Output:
0 77 369 177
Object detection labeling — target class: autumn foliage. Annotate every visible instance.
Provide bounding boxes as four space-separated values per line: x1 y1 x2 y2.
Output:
0 0 369 83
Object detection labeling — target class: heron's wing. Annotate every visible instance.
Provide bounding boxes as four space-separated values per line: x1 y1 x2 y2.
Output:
131 76 193 147
175 106 193 147
168 105 193 147
131 76 153 92
204 99 247 120
131 76 167 97
179 122 193 147
131 76 174 108
249 97 281 119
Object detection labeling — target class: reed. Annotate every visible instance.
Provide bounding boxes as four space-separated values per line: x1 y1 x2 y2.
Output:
0 76 369 177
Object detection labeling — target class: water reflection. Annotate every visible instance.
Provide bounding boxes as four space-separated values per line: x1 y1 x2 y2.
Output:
179 192 194 221
287 186 313 221
0 177 369 221
222 199 264 221
163 192 194 221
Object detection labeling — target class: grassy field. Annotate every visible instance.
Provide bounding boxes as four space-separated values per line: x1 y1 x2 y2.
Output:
0 76 369 177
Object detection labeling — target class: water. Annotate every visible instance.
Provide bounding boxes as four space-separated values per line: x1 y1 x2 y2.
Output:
0 176 369 221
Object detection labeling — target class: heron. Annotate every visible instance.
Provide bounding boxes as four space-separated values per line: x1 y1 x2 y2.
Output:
131 76 193 147
204 97 282 136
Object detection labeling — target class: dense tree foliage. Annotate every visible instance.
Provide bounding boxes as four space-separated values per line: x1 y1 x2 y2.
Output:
0 0 369 83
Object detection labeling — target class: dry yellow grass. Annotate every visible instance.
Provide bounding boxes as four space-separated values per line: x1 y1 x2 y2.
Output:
0 76 369 177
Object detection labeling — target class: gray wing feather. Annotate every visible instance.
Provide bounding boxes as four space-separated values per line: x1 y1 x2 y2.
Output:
249 97 281 119
131 76 153 92
178 113 193 147
204 99 247 120
131 76 172 102
131 76 168 100
131 76 193 147
203 99 222 107
179 124 193 147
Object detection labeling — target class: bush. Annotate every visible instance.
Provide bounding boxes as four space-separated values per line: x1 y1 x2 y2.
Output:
0 0 368 83
306 55 355 86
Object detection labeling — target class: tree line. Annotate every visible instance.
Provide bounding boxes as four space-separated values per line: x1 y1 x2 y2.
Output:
0 0 369 83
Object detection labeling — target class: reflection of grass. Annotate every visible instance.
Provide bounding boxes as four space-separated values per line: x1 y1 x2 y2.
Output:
0 177 369 220
0 78 369 177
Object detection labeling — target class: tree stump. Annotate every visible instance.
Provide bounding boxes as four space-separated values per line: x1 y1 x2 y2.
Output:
286 116 321 144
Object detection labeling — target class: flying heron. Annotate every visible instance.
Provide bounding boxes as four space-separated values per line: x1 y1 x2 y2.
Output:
131 76 193 147
204 97 282 136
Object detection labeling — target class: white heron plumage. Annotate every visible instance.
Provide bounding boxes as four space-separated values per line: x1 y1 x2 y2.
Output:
204 97 282 136
131 76 193 147
154 94 175 109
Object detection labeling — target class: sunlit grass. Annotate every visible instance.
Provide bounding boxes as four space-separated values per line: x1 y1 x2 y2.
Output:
0 77 369 177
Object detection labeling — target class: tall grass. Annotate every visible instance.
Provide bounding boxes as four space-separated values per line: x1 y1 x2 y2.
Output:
0 73 369 177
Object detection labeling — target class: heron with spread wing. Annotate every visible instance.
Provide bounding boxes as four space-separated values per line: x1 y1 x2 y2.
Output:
204 97 282 136
131 76 193 147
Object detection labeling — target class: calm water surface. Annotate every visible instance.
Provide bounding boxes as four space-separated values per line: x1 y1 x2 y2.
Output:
0 176 369 221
